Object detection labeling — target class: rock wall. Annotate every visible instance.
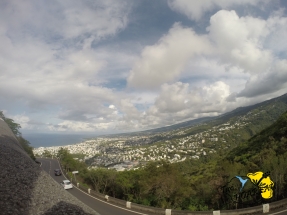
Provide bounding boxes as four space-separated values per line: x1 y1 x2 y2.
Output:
0 119 99 215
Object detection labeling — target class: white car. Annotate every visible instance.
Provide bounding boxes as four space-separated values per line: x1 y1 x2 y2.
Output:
61 180 73 190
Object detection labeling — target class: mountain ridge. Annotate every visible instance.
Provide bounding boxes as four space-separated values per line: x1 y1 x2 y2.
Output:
98 93 287 139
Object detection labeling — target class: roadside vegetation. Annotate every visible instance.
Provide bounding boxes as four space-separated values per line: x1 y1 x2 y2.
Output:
56 111 287 211
0 111 36 161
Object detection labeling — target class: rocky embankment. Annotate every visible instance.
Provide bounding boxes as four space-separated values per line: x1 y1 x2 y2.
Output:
0 119 99 215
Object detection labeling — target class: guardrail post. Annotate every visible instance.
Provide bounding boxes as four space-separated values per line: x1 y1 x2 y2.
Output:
165 209 171 215
88 188 91 194
213 210 220 215
126 201 131 208
263 204 269 213
105 195 109 201
77 183 79 187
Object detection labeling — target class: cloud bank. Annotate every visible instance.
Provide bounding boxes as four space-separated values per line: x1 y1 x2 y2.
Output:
1 0 286 134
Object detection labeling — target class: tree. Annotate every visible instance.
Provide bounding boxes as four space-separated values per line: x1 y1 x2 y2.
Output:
18 136 36 160
87 168 117 194
57 147 88 175
42 149 53 158
1 111 36 161
140 161 192 209
115 170 136 201
0 111 21 136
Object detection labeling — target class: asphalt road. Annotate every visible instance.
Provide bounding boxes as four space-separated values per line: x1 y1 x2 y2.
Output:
38 158 148 215
38 158 287 215
267 208 287 215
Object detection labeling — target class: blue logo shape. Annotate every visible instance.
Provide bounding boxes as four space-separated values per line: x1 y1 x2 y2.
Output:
235 176 249 192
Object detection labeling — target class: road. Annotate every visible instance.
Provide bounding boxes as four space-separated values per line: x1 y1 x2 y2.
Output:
267 208 287 215
39 158 147 215
39 158 287 215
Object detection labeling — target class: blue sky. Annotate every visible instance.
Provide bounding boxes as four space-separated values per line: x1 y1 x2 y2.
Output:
1 0 287 135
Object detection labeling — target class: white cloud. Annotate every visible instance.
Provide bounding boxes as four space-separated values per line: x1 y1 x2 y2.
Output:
0 0 131 42
128 9 287 99
238 60 287 97
167 0 269 20
127 23 212 89
154 82 191 113
9 114 31 129
133 81 232 129
48 120 113 132
206 10 287 98
1 1 287 134
264 10 287 55
207 10 272 74
59 0 130 39
118 99 141 121
0 0 135 128
42 8 287 132
48 81 234 132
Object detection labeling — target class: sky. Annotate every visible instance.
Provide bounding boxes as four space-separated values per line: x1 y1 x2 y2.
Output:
1 0 287 136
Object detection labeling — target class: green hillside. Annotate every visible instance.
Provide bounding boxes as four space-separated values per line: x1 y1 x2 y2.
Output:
155 93 287 161
227 110 287 162
58 111 287 211
225 110 287 200
217 111 287 208
38 95 287 211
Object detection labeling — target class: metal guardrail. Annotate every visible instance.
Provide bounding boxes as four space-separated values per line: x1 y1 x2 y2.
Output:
58 161 287 215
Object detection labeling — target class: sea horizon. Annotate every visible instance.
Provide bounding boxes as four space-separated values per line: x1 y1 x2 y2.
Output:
23 133 97 148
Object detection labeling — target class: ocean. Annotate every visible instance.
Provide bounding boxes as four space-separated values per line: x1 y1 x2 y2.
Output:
23 133 97 148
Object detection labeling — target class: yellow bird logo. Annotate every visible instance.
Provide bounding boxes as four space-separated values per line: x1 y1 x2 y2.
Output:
247 171 274 199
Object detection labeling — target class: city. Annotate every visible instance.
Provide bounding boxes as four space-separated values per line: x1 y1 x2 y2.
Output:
34 112 252 171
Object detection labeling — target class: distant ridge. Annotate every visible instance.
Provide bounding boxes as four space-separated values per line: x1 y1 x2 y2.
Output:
137 116 216 134
217 93 287 121
98 93 287 138
98 116 216 138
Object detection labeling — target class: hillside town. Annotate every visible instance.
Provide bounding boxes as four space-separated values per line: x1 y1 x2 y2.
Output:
34 111 254 171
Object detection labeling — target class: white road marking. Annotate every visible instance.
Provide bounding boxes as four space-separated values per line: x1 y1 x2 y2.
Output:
269 209 287 214
49 161 51 175
55 159 148 215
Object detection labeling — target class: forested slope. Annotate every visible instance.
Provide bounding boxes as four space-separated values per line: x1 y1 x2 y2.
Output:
222 111 287 202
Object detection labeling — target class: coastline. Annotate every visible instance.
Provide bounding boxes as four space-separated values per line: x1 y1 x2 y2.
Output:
23 133 96 148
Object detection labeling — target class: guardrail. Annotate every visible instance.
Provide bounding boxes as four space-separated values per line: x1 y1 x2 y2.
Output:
59 162 287 215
